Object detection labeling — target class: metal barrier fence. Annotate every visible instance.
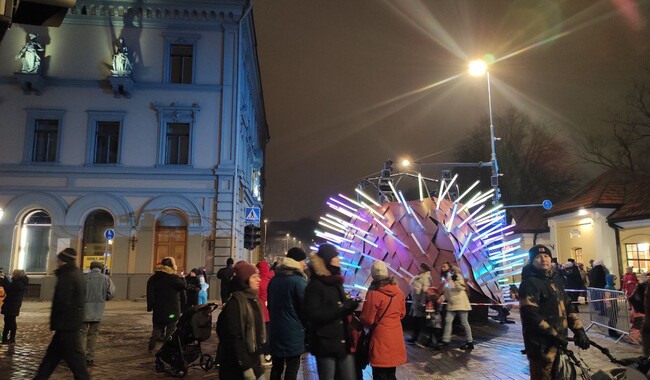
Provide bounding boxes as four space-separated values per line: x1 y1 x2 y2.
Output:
585 287 637 344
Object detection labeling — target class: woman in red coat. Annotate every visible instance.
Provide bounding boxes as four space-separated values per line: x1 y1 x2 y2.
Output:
256 261 274 366
360 260 406 380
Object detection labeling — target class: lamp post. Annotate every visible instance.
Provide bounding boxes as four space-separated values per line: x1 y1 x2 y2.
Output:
285 233 290 252
468 59 500 205
263 218 268 257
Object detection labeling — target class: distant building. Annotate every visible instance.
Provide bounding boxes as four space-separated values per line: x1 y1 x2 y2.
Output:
0 0 268 300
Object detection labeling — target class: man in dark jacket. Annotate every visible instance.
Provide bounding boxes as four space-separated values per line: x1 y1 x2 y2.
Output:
304 244 359 380
519 245 590 380
34 248 89 380
146 256 187 352
268 247 308 380
217 258 235 303
589 260 608 289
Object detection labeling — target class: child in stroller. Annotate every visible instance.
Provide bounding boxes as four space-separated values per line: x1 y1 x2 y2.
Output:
155 302 218 377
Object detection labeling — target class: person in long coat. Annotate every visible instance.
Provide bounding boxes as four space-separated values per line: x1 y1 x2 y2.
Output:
1 269 29 344
257 260 275 365
216 261 265 380
408 263 432 343
359 261 406 380
304 244 360 380
146 257 187 351
81 261 114 366
267 247 308 380
440 264 474 350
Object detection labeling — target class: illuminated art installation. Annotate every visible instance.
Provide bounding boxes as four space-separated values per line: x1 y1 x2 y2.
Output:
312 174 526 306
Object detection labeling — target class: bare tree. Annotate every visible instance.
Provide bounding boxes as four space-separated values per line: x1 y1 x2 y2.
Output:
453 108 579 206
578 70 650 173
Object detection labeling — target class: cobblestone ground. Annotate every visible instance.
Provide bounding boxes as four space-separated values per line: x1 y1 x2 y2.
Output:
0 301 644 379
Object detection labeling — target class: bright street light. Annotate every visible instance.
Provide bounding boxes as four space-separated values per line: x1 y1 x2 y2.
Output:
401 159 411 167
468 59 488 77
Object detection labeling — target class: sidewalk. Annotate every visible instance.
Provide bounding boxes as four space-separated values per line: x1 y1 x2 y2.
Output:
0 301 643 379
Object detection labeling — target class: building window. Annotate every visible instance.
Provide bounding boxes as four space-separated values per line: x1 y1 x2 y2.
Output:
82 210 114 271
625 243 650 273
165 123 189 165
163 33 200 84
19 210 51 273
86 111 125 165
573 248 583 263
153 104 200 166
24 109 65 164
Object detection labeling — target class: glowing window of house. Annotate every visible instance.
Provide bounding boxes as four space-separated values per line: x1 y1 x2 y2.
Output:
625 243 650 273
19 210 51 273
573 248 583 263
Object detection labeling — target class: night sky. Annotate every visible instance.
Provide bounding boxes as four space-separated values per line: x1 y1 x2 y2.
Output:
254 0 650 221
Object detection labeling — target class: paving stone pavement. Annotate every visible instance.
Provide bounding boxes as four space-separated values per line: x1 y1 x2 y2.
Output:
0 301 644 379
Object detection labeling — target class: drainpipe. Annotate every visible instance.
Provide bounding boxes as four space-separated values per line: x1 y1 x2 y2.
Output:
610 222 625 286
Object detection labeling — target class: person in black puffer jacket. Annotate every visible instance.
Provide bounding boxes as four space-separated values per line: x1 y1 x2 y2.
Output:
34 248 89 380
519 245 590 380
1 269 29 344
216 261 265 380
304 244 359 380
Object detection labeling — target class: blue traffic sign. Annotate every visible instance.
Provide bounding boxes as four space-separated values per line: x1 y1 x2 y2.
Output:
244 207 261 223
542 199 553 210
104 229 115 240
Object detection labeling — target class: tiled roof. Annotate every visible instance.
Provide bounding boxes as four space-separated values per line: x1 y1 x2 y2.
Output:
547 169 650 222
509 207 549 234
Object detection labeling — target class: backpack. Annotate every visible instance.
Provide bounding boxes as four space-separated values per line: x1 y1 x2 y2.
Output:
628 282 647 314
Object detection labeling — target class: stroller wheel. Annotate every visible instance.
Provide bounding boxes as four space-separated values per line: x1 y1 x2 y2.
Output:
155 357 165 373
200 354 214 371
172 366 188 378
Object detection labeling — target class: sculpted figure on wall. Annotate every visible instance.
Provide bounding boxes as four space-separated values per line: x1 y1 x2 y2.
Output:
111 37 132 76
15 34 44 73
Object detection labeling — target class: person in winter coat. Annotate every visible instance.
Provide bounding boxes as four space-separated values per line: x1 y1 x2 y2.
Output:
563 262 584 311
146 256 187 352
184 269 201 312
519 245 590 380
80 261 114 366
407 262 432 343
216 261 266 380
589 260 608 289
34 248 89 380
256 260 275 366
360 261 407 380
198 275 209 305
642 272 650 356
217 258 235 303
268 247 308 380
1 269 29 344
440 264 474 350
304 244 360 380
622 266 639 298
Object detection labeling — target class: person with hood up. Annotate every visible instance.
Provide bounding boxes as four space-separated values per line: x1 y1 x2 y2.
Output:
1 269 29 344
440 264 474 350
519 245 590 380
407 262 432 344
216 261 265 380
268 247 308 380
257 260 275 366
198 275 209 305
359 260 406 380
304 244 360 380
80 261 114 366
146 257 187 352
34 248 89 380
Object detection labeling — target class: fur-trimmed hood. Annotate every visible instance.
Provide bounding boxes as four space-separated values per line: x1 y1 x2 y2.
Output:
308 252 332 277
155 264 176 275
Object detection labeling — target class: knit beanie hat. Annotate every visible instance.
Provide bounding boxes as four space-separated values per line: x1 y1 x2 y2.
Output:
371 261 389 280
317 244 339 266
234 260 257 283
57 248 77 263
529 244 553 263
287 247 307 262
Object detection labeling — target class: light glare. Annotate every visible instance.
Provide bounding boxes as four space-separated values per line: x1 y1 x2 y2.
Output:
468 59 488 77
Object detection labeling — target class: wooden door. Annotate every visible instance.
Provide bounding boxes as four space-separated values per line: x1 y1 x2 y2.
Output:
154 227 187 274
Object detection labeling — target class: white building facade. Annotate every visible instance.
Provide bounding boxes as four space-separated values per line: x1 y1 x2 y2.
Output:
0 0 268 300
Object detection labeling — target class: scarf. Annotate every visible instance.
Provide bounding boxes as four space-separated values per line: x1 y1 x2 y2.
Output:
230 288 265 353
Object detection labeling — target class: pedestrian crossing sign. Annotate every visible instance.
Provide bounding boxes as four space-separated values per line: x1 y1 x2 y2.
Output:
244 207 261 223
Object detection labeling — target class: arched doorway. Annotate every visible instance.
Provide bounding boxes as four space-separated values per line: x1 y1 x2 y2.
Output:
82 210 115 271
18 210 52 273
154 210 187 274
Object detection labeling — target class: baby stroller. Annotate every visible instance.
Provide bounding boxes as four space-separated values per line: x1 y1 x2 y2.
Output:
155 303 218 378
561 337 650 379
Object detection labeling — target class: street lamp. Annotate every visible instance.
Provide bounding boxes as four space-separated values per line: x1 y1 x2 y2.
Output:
263 219 268 256
468 58 500 204
285 233 290 252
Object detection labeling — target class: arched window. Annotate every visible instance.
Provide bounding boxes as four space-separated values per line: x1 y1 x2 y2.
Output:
156 210 187 228
82 210 115 268
19 210 51 273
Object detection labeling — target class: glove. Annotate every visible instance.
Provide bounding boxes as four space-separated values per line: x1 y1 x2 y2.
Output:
343 299 361 315
573 329 590 350
451 274 458 281
243 368 256 380
551 334 568 348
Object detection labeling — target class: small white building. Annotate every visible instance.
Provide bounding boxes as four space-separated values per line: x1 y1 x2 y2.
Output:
0 0 268 300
